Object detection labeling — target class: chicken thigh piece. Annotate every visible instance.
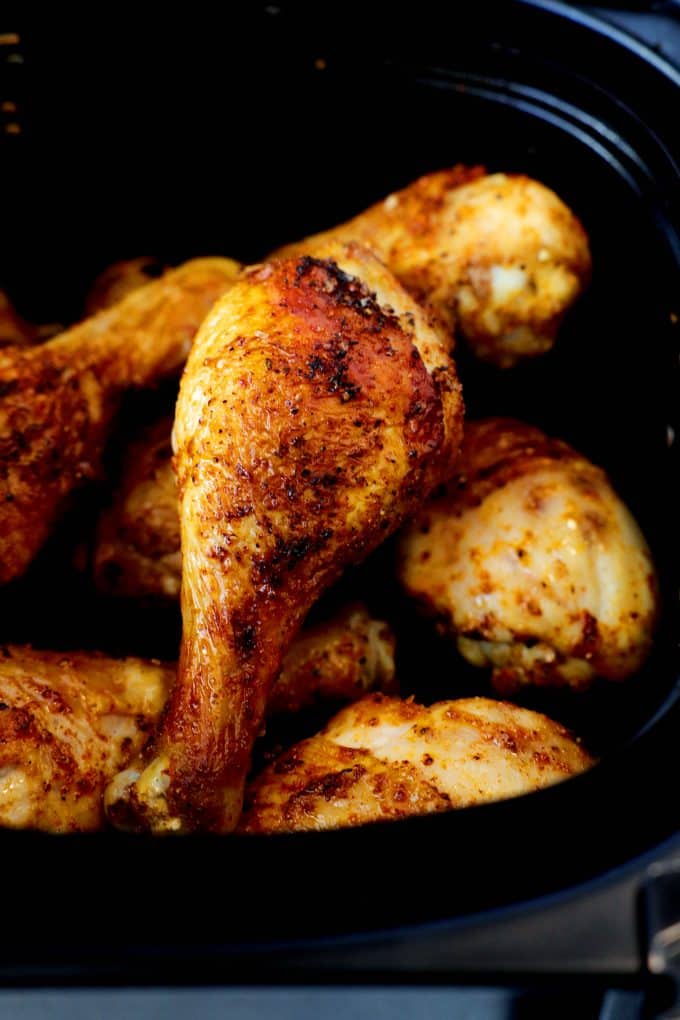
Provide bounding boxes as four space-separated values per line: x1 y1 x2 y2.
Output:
105 242 463 833
240 692 593 833
0 257 241 585
398 419 658 693
0 646 173 832
275 166 591 368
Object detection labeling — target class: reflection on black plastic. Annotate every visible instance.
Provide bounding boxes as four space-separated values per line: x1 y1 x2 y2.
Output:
586 4 680 66
644 860 680 1017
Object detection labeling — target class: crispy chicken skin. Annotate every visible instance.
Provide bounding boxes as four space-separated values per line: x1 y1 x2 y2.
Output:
105 242 463 833
95 169 589 596
240 692 593 833
398 419 658 693
275 167 591 368
0 257 241 586
84 257 171 316
94 416 181 599
92 431 397 706
0 646 172 832
0 608 394 832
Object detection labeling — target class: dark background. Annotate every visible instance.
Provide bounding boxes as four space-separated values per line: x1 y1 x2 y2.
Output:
0 3 679 1016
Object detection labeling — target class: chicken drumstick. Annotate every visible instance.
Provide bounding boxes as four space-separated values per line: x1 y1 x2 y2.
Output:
240 693 593 833
398 418 658 692
105 242 463 833
0 257 240 585
276 166 591 368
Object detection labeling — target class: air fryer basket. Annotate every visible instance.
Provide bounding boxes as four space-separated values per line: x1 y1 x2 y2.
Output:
0 1 678 972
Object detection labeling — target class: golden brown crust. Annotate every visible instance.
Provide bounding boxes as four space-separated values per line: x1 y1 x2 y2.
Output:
240 692 593 833
398 418 658 691
275 167 591 367
271 603 397 715
274 166 487 312
92 422 399 708
105 244 463 833
0 646 173 832
240 737 450 834
0 258 241 586
0 606 394 833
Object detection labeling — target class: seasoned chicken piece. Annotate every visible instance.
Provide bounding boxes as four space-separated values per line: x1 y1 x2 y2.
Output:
92 428 397 699
398 419 658 693
105 242 463 833
94 417 181 599
0 646 172 832
0 257 241 586
270 603 396 715
93 171 589 597
84 257 170 315
240 692 593 833
275 166 591 368
0 607 395 833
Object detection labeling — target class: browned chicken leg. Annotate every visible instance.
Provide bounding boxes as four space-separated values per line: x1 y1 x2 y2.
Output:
0 646 173 832
398 419 658 692
105 242 463 833
0 257 241 585
240 693 593 833
275 166 591 368
91 167 590 597
268 603 396 715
